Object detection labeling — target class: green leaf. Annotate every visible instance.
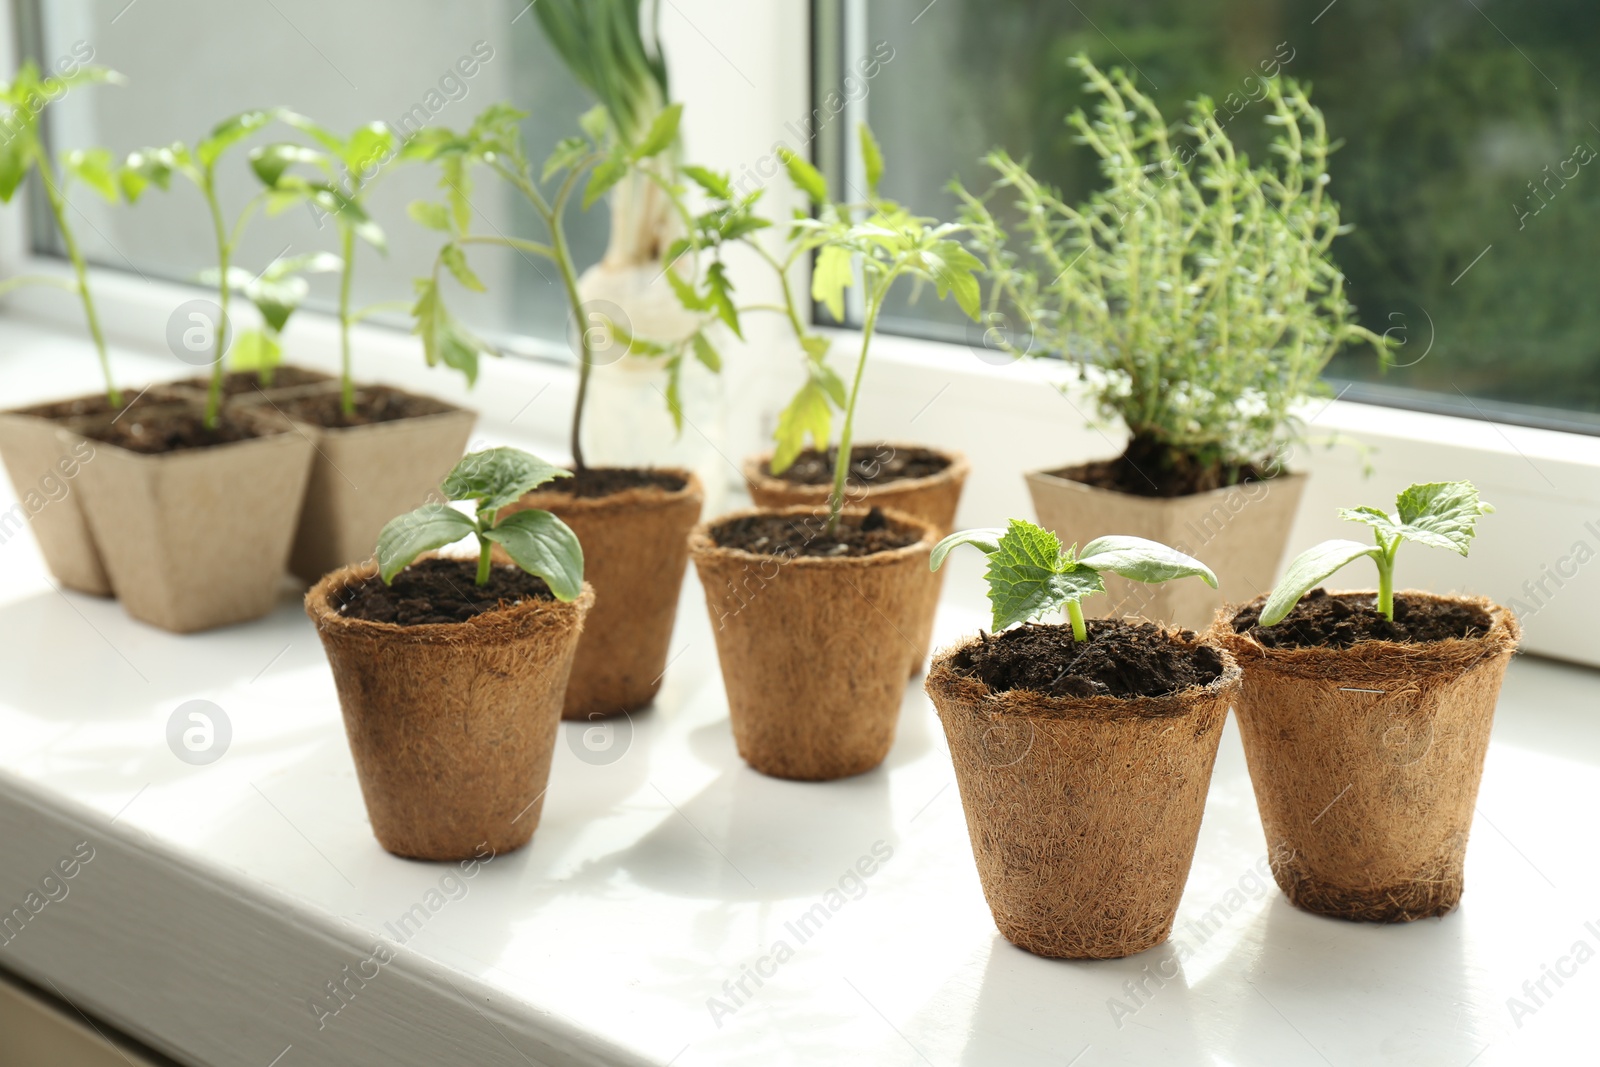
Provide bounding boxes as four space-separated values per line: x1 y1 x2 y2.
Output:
229 328 282 374
631 102 681 160
277 111 345 156
705 261 742 338
691 332 721 372
407 200 453 232
1258 539 1384 627
411 276 489 385
0 136 31 202
483 510 585 601
441 447 571 513
924 240 984 320
341 122 394 176
663 355 685 433
244 273 309 333
1077 535 1218 588
771 380 833 474
682 164 732 199
62 148 118 203
197 109 274 169
118 148 175 202
249 142 329 187
375 503 476 584
542 136 589 182
929 528 1006 572
984 519 1104 631
778 148 827 205
812 359 847 407
584 151 628 210
440 244 486 292
812 244 853 322
440 152 473 231
1393 481 1493 556
578 103 610 142
859 123 884 196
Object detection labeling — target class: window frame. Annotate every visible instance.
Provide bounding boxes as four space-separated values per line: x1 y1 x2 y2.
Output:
1 0 1598 665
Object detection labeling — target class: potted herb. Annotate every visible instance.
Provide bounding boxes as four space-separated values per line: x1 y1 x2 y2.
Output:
1211 481 1519 922
721 127 976 672
688 163 982 779
958 57 1389 630
925 519 1239 958
59 115 318 633
247 114 477 584
0 61 131 595
530 0 721 485
404 103 706 724
306 447 590 860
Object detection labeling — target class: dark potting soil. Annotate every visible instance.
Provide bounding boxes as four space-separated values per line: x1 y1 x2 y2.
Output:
542 466 689 499
278 385 455 429
80 406 270 454
180 367 333 397
712 506 920 558
951 620 1225 701
1231 588 1493 649
336 557 554 625
18 388 175 422
1053 432 1269 499
768 445 950 487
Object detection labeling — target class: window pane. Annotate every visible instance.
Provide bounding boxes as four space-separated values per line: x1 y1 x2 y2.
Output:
829 0 1600 430
22 0 605 349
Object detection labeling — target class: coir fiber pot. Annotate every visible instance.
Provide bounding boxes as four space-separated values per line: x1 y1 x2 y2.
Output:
306 559 595 861
1212 591 1520 922
505 469 702 721
72 404 314 633
743 444 968 672
1027 467 1306 631
925 630 1241 959
251 382 476 584
690 505 937 781
0 387 190 596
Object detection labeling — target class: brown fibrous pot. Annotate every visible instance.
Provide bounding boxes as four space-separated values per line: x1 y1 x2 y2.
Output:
306 559 594 861
925 631 1240 959
505 470 703 721
1211 591 1520 922
743 444 968 673
690 505 936 781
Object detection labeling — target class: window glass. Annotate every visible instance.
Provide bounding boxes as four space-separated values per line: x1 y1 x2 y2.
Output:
21 0 605 349
825 0 1600 430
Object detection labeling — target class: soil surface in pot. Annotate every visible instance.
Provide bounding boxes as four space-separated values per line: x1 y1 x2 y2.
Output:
278 385 455 429
336 558 554 625
711 506 919 558
767 445 950 487
1231 588 1493 649
541 466 688 499
179 367 333 397
17 390 168 421
951 620 1225 700
80 406 277 454
1053 431 1269 499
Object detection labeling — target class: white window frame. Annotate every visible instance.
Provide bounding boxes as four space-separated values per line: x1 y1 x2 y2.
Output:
1 0 1597 665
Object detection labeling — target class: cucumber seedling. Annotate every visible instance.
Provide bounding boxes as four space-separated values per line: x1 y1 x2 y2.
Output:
1258 480 1494 626
376 447 584 597
933 519 1217 640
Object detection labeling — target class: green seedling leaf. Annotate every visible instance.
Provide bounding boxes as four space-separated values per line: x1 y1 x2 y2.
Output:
1258 539 1383 627
249 142 330 187
376 503 476 584
859 123 884 196
631 102 682 160
483 510 585 601
584 151 628 209
197 109 274 169
982 520 1105 631
441 446 571 513
1393 481 1493 555
929 528 1005 572
682 164 732 199
408 200 453 232
62 148 118 203
778 148 827 205
0 137 31 201
705 262 742 338
411 276 491 385
1077 535 1218 588
229 328 282 375
691 332 721 372
118 147 175 202
440 244 486 292
771 379 834 474
542 136 589 182
341 122 395 176
811 245 853 322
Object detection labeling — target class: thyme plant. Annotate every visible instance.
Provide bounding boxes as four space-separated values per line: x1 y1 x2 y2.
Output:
0 62 125 404
958 56 1389 486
